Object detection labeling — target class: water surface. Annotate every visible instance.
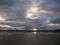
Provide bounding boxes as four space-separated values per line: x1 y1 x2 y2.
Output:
0 32 60 45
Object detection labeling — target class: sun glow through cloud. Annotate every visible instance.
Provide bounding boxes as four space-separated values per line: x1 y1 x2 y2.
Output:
25 1 40 19
0 16 6 21
32 28 37 31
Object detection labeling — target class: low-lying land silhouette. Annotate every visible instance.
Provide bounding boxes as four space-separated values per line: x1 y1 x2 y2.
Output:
0 29 60 32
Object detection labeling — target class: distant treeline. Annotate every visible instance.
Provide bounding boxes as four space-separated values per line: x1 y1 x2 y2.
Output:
54 29 60 32
0 29 60 32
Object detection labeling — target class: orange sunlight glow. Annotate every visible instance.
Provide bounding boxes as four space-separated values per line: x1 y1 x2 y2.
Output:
32 28 37 31
33 32 37 35
32 28 37 35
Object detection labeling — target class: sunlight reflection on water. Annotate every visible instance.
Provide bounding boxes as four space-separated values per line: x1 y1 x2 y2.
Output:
33 32 37 35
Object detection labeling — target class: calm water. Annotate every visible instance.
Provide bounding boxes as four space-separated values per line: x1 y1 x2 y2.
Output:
0 32 60 45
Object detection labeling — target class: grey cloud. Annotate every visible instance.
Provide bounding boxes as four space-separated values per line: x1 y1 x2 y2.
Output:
40 0 60 12
0 0 32 21
54 0 60 3
0 21 24 27
51 16 60 24
0 0 14 6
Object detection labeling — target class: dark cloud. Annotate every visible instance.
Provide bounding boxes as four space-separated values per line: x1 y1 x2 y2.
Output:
54 0 60 3
0 0 14 6
51 16 60 24
40 0 60 12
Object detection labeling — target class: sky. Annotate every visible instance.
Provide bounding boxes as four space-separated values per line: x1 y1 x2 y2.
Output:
0 0 60 30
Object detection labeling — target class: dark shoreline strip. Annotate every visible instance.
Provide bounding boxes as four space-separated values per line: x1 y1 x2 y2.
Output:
0 30 60 32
